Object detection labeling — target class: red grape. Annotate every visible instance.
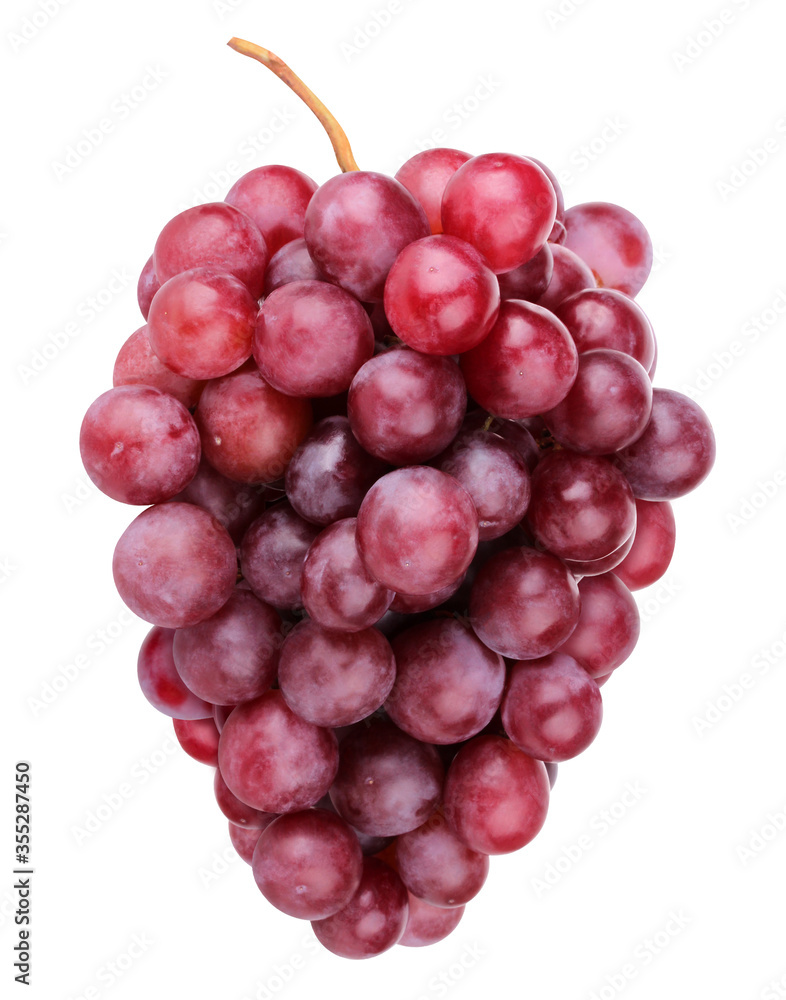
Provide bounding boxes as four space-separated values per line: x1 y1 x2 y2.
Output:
80 385 200 505
383 235 500 354
301 518 394 632
311 858 408 959
239 502 320 609
154 202 269 298
399 893 464 947
615 389 716 500
614 499 676 590
555 287 656 371
263 237 328 294
225 164 318 256
137 626 212 720
469 546 580 659
460 300 578 419
501 653 603 761
563 201 653 297
537 243 596 311
386 619 505 744
278 619 395 727
254 280 374 396
173 716 220 766
441 153 557 273
113 503 237 628
562 528 635 578
443 735 549 854
348 348 467 464
395 810 489 906
304 171 429 302
228 822 263 864
356 466 478 595
113 325 205 408
557 572 640 677
172 590 281 705
218 689 338 813
497 242 553 302
214 768 275 828
169 456 267 545
395 147 472 234
252 809 363 919
195 365 312 483
147 268 258 380
137 254 160 319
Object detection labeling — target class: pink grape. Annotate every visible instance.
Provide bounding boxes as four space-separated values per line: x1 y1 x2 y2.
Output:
113 325 205 408
497 242 554 302
399 894 465 947
383 235 500 354
195 365 312 483
153 202 269 298
395 810 489 906
214 768 275 828
218 690 338 813
395 147 472 234
469 546 580 660
304 171 429 302
113 503 237 628
228 822 263 864
173 716 220 766
263 237 328 294
239 502 320 609
147 268 258 380
441 153 557 273
348 348 467 465
614 499 676 590
284 416 389 526
356 466 479 595
386 619 505 744
543 349 653 454
563 201 653 297
501 653 604 761
137 626 212 720
435 427 531 540
137 254 160 319
443 735 550 854
301 519 394 632
80 385 200 505
537 243 596 311
312 858 408 959
460 300 578 420
555 287 656 371
170 456 267 545
557 572 640 677
329 719 444 837
615 389 716 500
172 590 281 705
278 619 395 727
254 280 374 396
251 809 363 920
225 164 318 256
528 451 636 562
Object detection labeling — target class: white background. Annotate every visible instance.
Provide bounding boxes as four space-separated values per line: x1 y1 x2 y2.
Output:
3 0 786 997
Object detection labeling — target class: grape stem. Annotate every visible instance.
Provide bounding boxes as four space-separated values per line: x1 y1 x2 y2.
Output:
227 38 360 173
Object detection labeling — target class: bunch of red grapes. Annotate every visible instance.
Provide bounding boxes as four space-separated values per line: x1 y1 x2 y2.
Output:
79 47 715 959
